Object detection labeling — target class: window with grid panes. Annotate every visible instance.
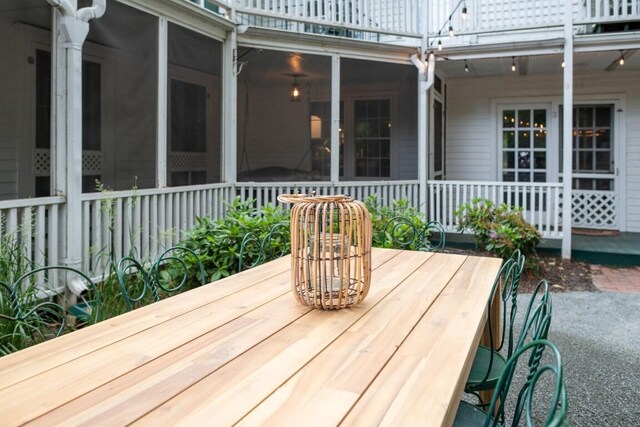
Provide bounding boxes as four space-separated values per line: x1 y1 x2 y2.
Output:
354 99 391 178
501 109 547 182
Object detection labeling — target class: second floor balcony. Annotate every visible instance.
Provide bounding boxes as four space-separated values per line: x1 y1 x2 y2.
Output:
202 0 640 47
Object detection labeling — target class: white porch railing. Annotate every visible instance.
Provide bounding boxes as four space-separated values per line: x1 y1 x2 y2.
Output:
80 183 234 277
235 180 421 210
581 0 640 23
0 196 66 292
427 180 564 239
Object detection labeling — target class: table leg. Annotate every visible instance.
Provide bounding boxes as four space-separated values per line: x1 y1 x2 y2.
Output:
479 279 502 408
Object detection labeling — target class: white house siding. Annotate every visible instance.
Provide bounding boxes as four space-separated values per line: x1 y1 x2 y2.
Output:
396 76 418 180
446 70 640 232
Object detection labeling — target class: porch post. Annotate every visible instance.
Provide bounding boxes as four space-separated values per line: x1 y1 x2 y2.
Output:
330 55 340 184
417 69 428 215
222 15 238 184
561 0 573 259
156 17 168 188
48 0 106 273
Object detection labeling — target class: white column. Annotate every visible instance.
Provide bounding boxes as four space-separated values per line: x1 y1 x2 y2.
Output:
156 17 168 188
330 55 340 183
222 23 238 184
562 0 573 259
418 76 428 215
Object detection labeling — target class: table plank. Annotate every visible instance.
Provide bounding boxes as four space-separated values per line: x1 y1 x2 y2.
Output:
236 253 470 426
18 248 401 426
0 256 291 390
132 250 435 426
1 268 294 425
341 255 503 427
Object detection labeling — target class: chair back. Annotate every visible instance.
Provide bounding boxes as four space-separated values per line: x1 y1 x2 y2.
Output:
382 216 445 252
238 224 290 272
486 339 567 427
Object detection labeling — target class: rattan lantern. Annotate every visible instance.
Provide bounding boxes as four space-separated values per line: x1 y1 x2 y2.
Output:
278 194 372 310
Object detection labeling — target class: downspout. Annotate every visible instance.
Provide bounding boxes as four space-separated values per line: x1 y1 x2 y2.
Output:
47 0 105 281
412 52 435 216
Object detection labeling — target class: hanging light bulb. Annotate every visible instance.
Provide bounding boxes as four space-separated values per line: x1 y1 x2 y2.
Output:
290 76 301 102
511 57 516 72
561 60 565 68
619 50 625 66
448 20 454 37
464 59 469 72
438 39 443 51
462 5 468 20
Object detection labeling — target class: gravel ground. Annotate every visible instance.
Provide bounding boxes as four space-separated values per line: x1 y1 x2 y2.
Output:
514 291 640 426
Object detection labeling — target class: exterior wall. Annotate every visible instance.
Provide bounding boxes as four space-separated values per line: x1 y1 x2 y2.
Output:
446 70 640 231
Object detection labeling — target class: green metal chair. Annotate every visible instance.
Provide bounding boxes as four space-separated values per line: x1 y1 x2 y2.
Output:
149 246 206 295
238 223 290 272
464 250 527 397
454 339 567 427
1 266 98 354
117 246 206 311
383 216 446 252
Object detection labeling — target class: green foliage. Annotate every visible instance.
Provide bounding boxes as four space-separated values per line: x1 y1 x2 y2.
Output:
167 197 290 284
455 198 541 259
365 195 428 250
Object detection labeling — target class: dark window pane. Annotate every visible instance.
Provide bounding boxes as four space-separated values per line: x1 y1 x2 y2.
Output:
503 172 515 182
503 131 515 148
518 131 530 148
35 176 51 198
367 100 379 117
518 172 531 182
518 110 530 127
82 175 101 193
534 130 546 148
596 152 611 171
379 100 390 118
534 152 546 169
191 171 207 184
578 151 593 171
171 171 189 186
595 129 611 149
503 110 515 128
595 106 611 127
534 173 546 182
595 179 613 190
354 121 368 138
578 134 592 149
381 141 390 157
533 110 546 129
578 108 592 127
503 152 515 169
354 100 366 118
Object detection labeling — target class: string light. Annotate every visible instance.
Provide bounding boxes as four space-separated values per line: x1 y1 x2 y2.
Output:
428 0 468 52
561 60 565 68
511 57 516 72
464 59 469 72
619 50 625 66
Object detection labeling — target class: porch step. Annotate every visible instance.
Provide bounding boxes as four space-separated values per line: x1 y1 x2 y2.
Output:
444 232 640 267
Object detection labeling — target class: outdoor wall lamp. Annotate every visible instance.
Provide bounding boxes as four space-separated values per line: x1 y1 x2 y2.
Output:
290 76 301 102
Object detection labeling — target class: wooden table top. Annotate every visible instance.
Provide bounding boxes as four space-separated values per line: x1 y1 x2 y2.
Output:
0 248 502 427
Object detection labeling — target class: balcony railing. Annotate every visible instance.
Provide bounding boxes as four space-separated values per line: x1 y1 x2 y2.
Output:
185 0 640 43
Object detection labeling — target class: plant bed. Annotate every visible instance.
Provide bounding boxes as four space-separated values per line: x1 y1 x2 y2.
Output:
443 247 596 293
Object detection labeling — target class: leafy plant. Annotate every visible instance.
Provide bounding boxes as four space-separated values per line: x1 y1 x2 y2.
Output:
455 198 541 259
365 195 431 250
166 197 290 284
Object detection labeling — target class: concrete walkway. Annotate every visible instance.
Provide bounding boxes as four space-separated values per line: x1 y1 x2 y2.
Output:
513 290 640 426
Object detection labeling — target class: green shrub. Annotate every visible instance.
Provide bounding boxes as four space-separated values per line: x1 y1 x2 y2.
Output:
365 195 429 250
169 197 290 284
455 198 541 259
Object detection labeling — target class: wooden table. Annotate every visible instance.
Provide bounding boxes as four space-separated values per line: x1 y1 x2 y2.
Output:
0 248 502 427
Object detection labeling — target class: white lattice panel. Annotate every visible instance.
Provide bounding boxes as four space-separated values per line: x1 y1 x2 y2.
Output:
33 149 50 176
82 150 103 175
571 190 617 229
170 152 208 171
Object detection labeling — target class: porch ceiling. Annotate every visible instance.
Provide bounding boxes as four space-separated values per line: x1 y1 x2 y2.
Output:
435 50 640 79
